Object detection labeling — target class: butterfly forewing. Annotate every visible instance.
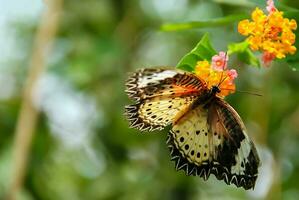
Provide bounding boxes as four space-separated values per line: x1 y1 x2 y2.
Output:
125 68 204 101
125 68 205 131
126 95 198 131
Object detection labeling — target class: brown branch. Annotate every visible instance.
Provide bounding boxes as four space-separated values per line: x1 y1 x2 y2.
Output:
6 0 63 199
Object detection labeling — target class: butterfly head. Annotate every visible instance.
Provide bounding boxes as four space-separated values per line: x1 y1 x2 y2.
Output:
211 85 221 95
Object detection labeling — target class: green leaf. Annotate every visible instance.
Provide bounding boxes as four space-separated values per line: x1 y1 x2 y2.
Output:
176 33 217 71
228 41 260 67
161 14 249 32
241 48 261 67
227 41 249 54
285 61 299 71
250 0 266 7
277 1 299 12
284 11 299 19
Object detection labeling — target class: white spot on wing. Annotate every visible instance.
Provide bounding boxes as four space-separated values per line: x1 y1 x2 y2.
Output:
249 146 273 199
138 70 178 88
231 134 251 175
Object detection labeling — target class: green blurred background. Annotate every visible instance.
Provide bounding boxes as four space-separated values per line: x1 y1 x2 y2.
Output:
0 0 299 199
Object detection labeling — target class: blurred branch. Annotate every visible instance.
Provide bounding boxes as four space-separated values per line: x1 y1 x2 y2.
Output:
6 0 63 199
160 14 249 32
213 0 255 7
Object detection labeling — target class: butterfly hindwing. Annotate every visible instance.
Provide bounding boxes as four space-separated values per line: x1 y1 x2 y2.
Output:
170 106 220 165
210 98 260 189
168 105 223 180
167 98 260 190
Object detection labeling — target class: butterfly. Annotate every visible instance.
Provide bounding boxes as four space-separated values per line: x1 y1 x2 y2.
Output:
125 67 260 190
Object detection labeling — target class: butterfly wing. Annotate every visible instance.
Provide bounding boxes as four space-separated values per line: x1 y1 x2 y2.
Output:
167 98 260 190
125 68 206 131
209 98 260 189
125 68 203 101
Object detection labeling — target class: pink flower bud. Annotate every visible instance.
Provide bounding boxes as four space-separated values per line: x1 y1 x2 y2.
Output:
266 0 276 13
228 69 238 79
212 51 228 71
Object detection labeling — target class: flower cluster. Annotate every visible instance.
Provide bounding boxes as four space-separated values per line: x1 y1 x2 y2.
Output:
194 52 238 97
238 0 297 64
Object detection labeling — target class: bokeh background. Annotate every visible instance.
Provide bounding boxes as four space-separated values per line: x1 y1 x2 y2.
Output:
1 0 299 199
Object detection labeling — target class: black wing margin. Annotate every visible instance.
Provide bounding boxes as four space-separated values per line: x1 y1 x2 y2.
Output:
167 98 260 190
210 98 260 189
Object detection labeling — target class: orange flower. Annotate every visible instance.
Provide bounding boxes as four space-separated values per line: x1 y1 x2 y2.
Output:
194 54 237 98
238 3 297 63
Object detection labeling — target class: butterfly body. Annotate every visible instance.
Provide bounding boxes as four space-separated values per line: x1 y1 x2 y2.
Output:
125 67 260 190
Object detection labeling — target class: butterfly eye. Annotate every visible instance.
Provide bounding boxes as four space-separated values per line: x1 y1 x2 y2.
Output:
212 86 221 94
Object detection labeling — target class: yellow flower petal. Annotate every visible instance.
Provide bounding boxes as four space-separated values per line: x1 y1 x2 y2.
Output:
238 7 297 60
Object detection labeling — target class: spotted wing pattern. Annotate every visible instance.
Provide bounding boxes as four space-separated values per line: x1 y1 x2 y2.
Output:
125 96 197 131
125 68 205 131
168 105 224 179
167 98 260 190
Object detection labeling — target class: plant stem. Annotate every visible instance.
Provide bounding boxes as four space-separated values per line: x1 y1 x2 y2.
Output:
6 0 63 199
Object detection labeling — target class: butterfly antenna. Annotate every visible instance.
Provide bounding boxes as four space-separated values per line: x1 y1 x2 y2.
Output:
217 52 228 88
206 74 210 87
221 88 263 97
217 75 228 88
